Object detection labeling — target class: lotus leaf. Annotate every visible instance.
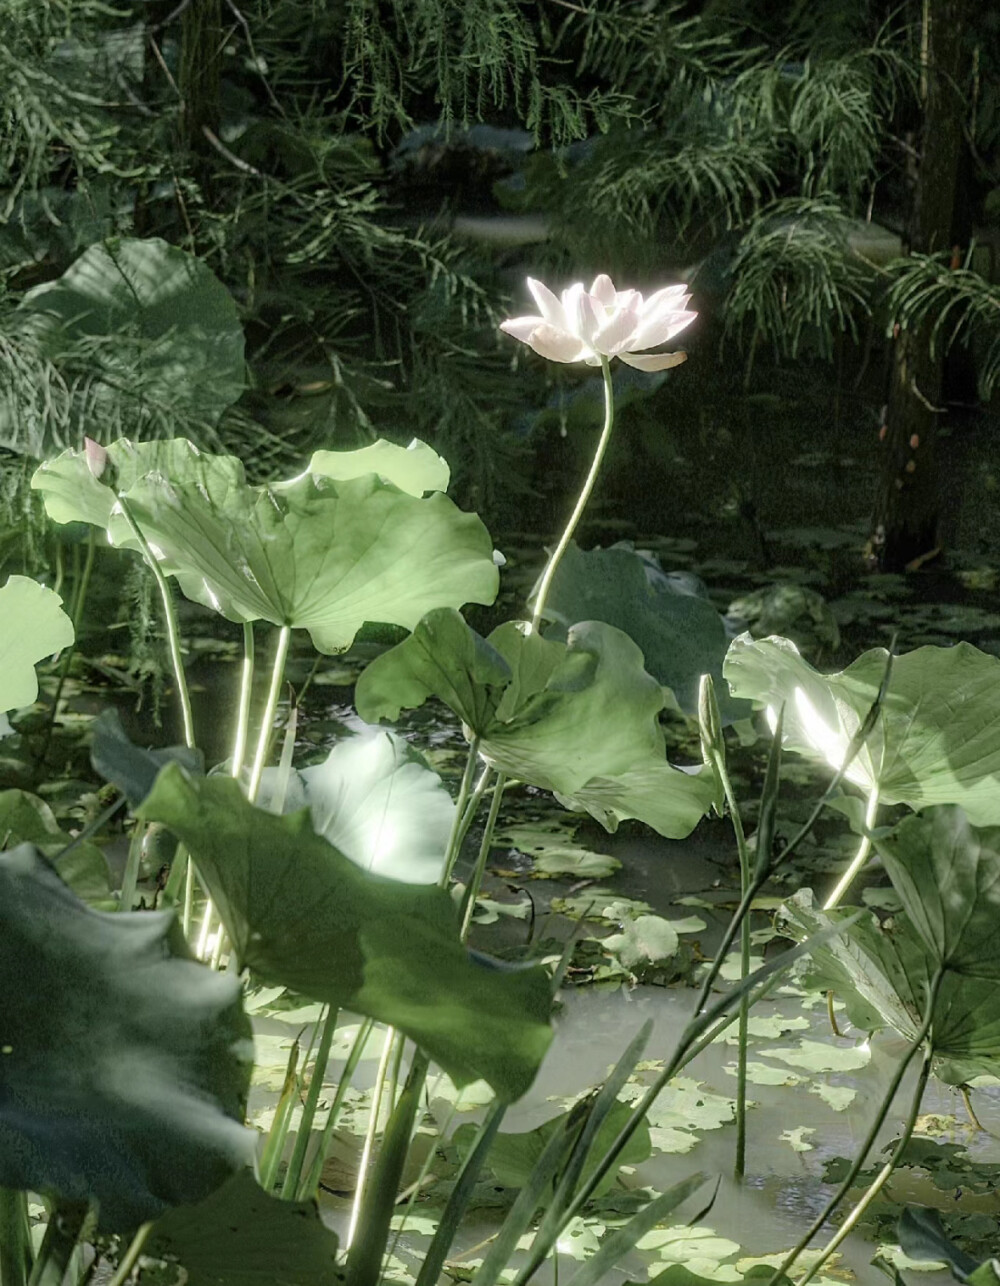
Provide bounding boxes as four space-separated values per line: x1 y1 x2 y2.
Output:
724 634 1000 824
528 542 748 722
145 1169 342 1286
140 765 553 1100
0 575 74 712
0 844 252 1230
258 729 455 883
784 893 1000 1082
306 437 449 496
355 609 714 837
873 806 1000 978
0 789 109 903
33 440 499 652
18 237 245 426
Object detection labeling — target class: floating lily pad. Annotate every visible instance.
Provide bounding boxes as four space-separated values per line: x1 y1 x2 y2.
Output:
0 844 252 1230
603 915 680 971
724 634 1000 824
140 766 553 1100
0 575 74 712
33 440 499 652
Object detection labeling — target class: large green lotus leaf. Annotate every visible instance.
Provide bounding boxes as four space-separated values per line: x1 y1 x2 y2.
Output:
306 437 449 496
0 575 74 711
0 844 252 1231
529 543 749 722
357 611 712 835
784 894 1000 1080
140 766 553 1100
262 730 456 884
145 1170 341 1286
19 237 245 424
874 807 1000 978
481 621 664 795
32 438 244 530
34 444 499 651
354 607 512 733
724 634 1000 824
0 789 109 903
554 764 718 840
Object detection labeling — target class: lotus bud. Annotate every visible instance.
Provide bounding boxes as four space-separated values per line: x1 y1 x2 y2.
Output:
84 438 114 486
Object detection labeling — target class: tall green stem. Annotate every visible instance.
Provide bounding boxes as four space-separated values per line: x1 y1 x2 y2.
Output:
0 1189 32 1286
113 494 195 750
530 357 615 632
247 625 291 802
460 772 507 939
346 1024 397 1250
796 1047 932 1286
441 736 482 885
107 1225 152 1286
282 1005 339 1200
303 1018 375 1198
767 967 943 1286
823 784 881 910
232 621 256 780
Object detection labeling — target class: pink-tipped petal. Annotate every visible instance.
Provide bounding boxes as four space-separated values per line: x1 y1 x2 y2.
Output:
589 274 618 307
527 322 592 363
500 315 546 343
526 277 566 328
619 350 688 371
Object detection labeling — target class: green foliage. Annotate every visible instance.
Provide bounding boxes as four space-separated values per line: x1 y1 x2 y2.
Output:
32 437 500 651
140 765 554 1101
723 198 872 360
724 633 1000 824
885 252 1000 399
145 1170 342 1286
0 574 73 712
355 608 715 837
0 843 252 1230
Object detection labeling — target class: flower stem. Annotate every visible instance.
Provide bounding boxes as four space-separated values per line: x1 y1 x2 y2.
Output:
113 493 195 751
530 356 615 632
823 784 880 909
247 625 291 803
232 621 256 781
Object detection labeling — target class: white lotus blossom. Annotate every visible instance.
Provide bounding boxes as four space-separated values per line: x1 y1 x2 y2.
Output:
500 274 696 370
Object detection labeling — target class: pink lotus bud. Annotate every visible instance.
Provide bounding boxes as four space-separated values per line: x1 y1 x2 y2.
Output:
84 438 109 481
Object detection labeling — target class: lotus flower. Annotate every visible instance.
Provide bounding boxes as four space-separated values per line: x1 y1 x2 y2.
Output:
500 274 696 370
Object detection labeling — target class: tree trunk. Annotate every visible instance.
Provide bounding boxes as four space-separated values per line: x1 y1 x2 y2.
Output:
869 0 971 572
